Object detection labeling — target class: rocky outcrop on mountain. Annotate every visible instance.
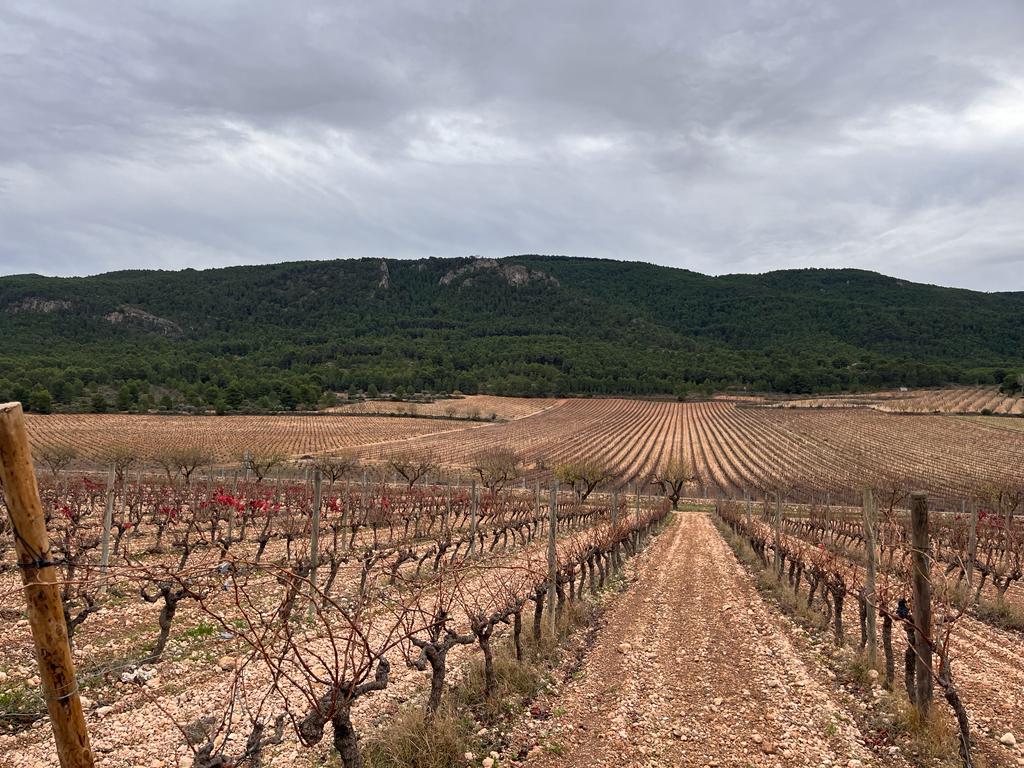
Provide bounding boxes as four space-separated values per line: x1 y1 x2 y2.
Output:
105 306 182 336
439 258 559 288
6 297 72 314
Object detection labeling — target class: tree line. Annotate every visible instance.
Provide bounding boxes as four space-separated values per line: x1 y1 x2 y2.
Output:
3 255 1024 412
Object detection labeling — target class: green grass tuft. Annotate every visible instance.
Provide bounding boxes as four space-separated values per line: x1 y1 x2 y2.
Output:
0 682 46 734
182 620 218 640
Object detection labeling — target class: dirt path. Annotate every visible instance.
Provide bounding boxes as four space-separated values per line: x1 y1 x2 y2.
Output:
528 512 896 768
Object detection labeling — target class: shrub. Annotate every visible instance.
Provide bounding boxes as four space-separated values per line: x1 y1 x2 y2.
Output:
362 707 473 768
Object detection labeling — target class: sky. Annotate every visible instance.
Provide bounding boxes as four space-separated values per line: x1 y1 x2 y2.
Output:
1 1 1022 291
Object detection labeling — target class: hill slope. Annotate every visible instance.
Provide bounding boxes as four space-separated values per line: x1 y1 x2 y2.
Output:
2 256 1023 411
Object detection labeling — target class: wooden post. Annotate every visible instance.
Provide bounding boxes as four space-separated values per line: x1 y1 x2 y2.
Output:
227 470 237 542
0 403 95 768
745 489 752 527
547 483 558 637
340 478 350 553
469 480 479 557
309 469 322 614
965 500 978 590
862 488 878 667
534 481 540 531
611 489 618 529
360 468 368 535
1004 499 1013 559
774 494 784 578
99 466 115 586
910 491 933 717
126 468 143 557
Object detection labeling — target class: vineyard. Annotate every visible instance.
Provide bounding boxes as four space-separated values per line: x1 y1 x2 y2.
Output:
776 387 1024 416
355 399 1023 507
22 414 471 464
716 493 1024 767
0 424 671 768
327 396 563 421
4 398 1024 768
23 399 1024 508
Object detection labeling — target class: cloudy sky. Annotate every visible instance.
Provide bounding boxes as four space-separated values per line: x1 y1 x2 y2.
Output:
1 1 1022 290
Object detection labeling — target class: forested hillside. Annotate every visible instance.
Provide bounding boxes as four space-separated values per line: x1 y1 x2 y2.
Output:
2 255 1022 412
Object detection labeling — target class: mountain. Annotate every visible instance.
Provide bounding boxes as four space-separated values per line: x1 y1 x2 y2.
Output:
2 255 1023 412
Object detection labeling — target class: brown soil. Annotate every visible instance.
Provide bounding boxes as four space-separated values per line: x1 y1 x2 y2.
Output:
525 513 898 768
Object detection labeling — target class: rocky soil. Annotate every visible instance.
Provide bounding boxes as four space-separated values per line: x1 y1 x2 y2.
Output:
523 513 905 768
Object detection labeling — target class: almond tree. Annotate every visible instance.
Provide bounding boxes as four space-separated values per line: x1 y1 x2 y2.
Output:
388 452 437 489
154 446 215 486
314 454 359 485
555 458 615 502
652 456 697 509
36 444 77 484
470 447 523 495
240 450 288 483
100 445 137 484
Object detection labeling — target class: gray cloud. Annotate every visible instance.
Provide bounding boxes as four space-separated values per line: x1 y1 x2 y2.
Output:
1 0 1022 290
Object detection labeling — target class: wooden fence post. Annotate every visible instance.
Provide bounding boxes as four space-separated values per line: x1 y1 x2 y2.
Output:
0 403 95 768
774 494 784 578
862 487 878 667
534 481 540 530
547 482 558 637
965 500 978 592
99 466 115 588
360 469 368 540
310 469 322 595
910 491 933 718
469 480 479 557
227 470 237 542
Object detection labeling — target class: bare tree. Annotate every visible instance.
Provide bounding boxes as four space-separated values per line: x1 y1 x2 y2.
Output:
470 447 523 495
388 452 437 489
653 456 697 509
313 454 359 485
36 444 77 482
555 458 615 502
100 445 138 485
153 446 214 485
241 450 288 483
